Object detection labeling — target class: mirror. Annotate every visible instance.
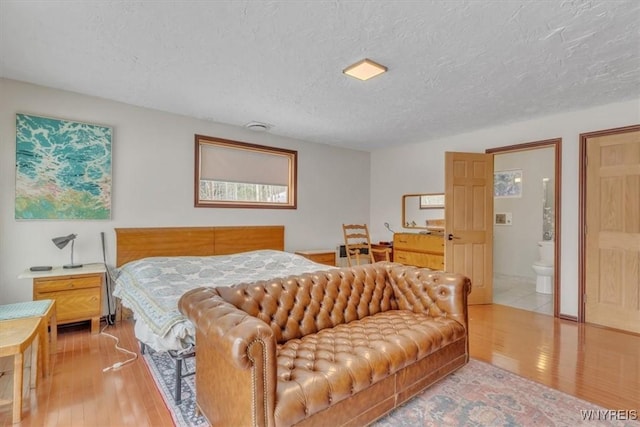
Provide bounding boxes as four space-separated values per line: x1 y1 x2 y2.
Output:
402 193 445 230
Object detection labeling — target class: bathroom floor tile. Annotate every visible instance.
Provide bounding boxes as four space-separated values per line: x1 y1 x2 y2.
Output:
492 274 553 316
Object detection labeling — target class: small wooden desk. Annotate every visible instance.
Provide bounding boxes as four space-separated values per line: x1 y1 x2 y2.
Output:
371 243 393 262
0 317 41 423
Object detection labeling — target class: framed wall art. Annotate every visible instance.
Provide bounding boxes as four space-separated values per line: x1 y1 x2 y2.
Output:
494 169 522 198
15 113 112 220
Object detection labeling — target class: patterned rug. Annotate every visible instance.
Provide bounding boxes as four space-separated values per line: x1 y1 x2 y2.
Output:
142 350 638 427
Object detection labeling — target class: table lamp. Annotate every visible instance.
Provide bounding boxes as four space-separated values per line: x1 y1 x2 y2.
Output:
52 234 83 269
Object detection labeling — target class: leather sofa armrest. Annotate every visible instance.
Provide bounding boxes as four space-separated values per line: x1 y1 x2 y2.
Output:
179 286 277 426
179 286 277 369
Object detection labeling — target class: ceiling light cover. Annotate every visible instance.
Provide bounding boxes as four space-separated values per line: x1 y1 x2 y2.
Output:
343 58 387 81
245 122 272 131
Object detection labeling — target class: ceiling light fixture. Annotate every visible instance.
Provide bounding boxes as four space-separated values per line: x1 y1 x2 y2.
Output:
343 58 387 81
245 121 272 131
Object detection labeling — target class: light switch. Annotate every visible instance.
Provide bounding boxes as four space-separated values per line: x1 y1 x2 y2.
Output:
495 212 513 225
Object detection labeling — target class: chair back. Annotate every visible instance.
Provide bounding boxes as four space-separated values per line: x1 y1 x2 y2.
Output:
342 223 391 266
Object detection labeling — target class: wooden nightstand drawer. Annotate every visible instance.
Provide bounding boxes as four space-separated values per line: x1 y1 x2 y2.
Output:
34 275 101 293
39 288 101 323
295 250 336 267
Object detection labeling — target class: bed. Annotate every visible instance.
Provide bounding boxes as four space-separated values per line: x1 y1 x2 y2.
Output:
113 225 333 352
112 226 335 401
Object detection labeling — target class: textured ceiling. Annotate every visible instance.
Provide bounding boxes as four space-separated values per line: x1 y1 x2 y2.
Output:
1 1 639 151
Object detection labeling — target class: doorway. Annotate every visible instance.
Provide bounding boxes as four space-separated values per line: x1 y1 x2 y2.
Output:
487 139 562 317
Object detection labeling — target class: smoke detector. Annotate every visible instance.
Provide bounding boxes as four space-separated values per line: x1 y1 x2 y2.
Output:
245 121 272 132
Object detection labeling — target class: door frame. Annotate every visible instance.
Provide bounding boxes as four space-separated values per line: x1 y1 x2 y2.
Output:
486 138 562 318
578 124 640 323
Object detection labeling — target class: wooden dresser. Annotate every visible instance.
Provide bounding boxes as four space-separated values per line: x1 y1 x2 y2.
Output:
393 233 445 270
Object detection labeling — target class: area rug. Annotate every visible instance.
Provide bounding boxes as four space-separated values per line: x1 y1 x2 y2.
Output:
142 350 638 427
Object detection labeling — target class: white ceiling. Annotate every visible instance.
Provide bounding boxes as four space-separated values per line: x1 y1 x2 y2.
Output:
1 1 639 151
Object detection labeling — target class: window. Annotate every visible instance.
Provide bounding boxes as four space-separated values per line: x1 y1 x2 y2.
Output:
195 135 297 208
419 193 445 209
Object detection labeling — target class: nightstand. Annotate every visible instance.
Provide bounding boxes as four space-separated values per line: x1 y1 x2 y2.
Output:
294 250 336 267
18 263 105 334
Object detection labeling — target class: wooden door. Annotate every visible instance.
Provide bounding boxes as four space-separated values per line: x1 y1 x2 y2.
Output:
445 152 494 304
584 128 640 333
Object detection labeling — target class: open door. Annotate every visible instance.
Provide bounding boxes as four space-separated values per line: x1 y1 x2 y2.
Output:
445 152 494 305
583 127 640 333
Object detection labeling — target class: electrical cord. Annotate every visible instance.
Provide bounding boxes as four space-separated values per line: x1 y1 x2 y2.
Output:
101 323 138 372
103 263 118 325
101 231 116 325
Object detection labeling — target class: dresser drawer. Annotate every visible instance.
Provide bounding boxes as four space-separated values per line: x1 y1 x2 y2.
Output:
394 233 444 254
34 275 102 293
394 250 445 270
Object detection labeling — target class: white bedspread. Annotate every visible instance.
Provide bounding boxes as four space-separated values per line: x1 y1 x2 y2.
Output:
113 250 333 351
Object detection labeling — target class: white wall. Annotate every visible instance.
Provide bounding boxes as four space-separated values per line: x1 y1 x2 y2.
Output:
370 98 640 317
493 148 555 279
0 78 370 304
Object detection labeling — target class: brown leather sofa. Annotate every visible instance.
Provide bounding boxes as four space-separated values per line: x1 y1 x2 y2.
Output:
179 263 471 427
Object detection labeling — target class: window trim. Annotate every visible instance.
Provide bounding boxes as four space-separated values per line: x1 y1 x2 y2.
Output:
194 134 297 209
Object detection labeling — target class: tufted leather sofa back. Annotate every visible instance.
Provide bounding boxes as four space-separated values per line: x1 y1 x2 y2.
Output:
388 265 470 329
215 264 398 343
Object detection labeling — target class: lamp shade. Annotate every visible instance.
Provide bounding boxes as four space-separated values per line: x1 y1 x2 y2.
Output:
52 234 77 249
52 234 82 268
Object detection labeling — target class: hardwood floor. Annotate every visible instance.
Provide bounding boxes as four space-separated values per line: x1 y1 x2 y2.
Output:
469 304 639 411
1 304 638 426
0 321 173 427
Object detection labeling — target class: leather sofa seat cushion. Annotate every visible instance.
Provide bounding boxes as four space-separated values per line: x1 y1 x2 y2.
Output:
274 309 466 425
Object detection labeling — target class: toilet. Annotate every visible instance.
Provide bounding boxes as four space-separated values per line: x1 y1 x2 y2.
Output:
532 241 554 294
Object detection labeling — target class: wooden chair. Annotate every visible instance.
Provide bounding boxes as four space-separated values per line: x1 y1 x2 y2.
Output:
342 224 391 266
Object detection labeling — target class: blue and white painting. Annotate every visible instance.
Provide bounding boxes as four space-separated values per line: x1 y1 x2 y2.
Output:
15 114 112 219
494 169 522 198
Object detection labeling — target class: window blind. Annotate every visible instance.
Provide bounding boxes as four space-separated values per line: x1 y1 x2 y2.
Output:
199 144 290 186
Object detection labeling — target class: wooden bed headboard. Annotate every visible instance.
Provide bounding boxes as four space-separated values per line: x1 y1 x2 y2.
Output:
114 226 285 267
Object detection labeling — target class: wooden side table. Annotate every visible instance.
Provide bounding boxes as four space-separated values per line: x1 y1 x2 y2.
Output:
0 316 41 423
0 300 56 377
294 250 337 267
19 263 105 334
